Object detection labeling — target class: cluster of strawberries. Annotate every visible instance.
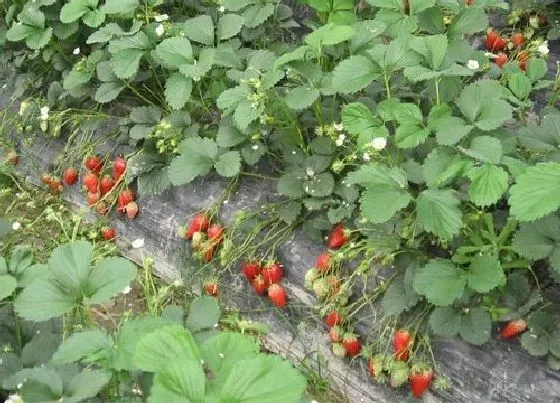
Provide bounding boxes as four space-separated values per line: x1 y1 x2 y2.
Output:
324 310 362 358
242 260 287 308
183 212 225 263
486 29 531 70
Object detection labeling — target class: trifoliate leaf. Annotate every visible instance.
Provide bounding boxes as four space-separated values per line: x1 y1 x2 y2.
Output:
168 138 218 186
416 189 462 239
413 259 466 306
341 102 379 137
183 15 214 46
466 254 505 293
467 164 509 207
461 135 503 164
423 147 470 189
435 116 473 145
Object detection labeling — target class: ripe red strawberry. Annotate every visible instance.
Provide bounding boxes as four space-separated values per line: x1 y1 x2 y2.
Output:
332 342 346 358
96 202 109 216
87 191 100 206
99 175 115 196
117 189 135 213
409 368 433 398
511 33 525 48
40 173 52 185
49 178 63 193
185 212 211 239
126 201 139 219
325 311 342 328
393 330 412 361
500 319 527 339
207 223 224 244
252 274 267 295
329 325 342 343
342 333 361 356
85 155 103 173
6 150 18 166
113 154 126 182
268 283 286 308
100 227 116 241
262 262 284 285
63 167 78 186
465 0 474 5
486 30 507 51
494 52 508 68
328 223 348 249
191 231 205 251
315 251 332 273
83 172 99 193
242 261 261 281
204 281 219 297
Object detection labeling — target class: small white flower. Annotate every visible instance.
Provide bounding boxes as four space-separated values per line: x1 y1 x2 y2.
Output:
251 144 259 150
40 106 50 121
218 6 225 12
16 383 22 389
338 133 346 141
335 138 344 147
371 137 387 150
122 286 132 295
538 41 549 56
333 123 344 131
2 84 6 89
131 238 144 249
218 353 225 358
11 222 21 231
154 14 169 22
18 101 28 117
173 279 182 287
362 152 371 161
467 59 479 70
72 47 80 55
155 24 165 37
306 167 315 177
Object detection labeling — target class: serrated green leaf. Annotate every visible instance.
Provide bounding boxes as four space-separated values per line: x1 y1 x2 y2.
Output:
423 147 470 189
413 259 466 306
186 296 220 333
341 102 379 137
184 15 214 46
467 164 509 207
52 329 112 364
476 99 512 131
276 201 303 224
243 3 275 28
467 254 505 293
60 0 94 24
359 187 411 223
448 7 488 37
0 275 16 300
512 215 560 273
527 58 547 83
103 0 138 15
395 125 429 148
169 138 218 185
459 307 491 345
165 72 192 110
284 87 320 110
214 151 241 177
509 73 532 100
430 307 461 337
218 14 245 41
435 116 473 145
155 36 193 68
305 23 356 47
462 135 503 164
416 189 462 239
332 55 380 94
277 171 305 198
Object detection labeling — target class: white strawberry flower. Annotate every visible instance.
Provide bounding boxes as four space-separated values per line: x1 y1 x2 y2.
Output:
538 41 549 56
11 222 21 231
122 286 132 294
72 47 80 55
371 136 387 150
40 106 50 121
155 24 165 37
335 134 345 147
333 122 344 131
131 238 144 249
362 152 371 162
154 14 169 22
219 6 225 12
467 59 479 70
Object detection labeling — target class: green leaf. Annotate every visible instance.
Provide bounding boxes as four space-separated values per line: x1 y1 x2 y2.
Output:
186 296 221 333
341 102 379 137
409 34 447 70
165 72 192 110
416 189 462 240
381 274 420 316
138 168 172 196
149 358 206 402
435 116 473 145
521 331 549 356
65 370 111 403
509 162 560 222
95 82 124 103
234 101 263 131
214 151 241 178
394 103 423 126
60 0 94 24
305 23 355 47
512 215 560 273
48 240 92 292
0 275 16 300
217 118 246 147
476 100 512 131
404 65 441 82
276 201 303 224
87 257 137 304
456 80 503 123
169 138 218 186
467 254 505 293
216 86 249 111
108 32 151 79
14 277 75 321
395 125 429 148
467 164 509 207
448 7 488 37
199 332 258 378
359 187 412 223
509 73 532 100
284 87 320 110
332 55 379 94
459 307 492 345
423 147 470 189
277 172 304 198
346 163 408 188
304 172 335 197
462 135 503 164
243 3 275 28
430 306 461 337
218 14 245 41
527 58 547 83
52 329 112 364
155 37 193 68
82 9 105 28
413 259 466 306
184 15 214 46
103 0 138 15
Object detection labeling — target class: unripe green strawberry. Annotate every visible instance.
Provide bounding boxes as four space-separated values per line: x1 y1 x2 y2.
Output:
332 342 346 358
389 361 409 388
305 268 318 289
312 277 329 300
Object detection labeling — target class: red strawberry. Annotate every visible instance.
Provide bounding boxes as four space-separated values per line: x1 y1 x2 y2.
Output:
409 368 433 398
511 33 525 48
465 0 474 5
242 261 261 281
85 155 103 173
500 319 527 339
268 283 286 308
517 50 529 71
367 357 378 377
191 231 206 251
207 223 224 244
6 150 18 166
329 325 343 343
325 311 342 328
486 31 506 51
202 244 215 262
96 202 109 216
49 178 63 193
83 172 99 193
393 330 412 361
100 227 116 241
113 154 126 182
117 189 135 213
99 175 115 196
315 251 332 273
262 262 284 285
185 213 211 239
332 342 346 358
328 223 348 249
125 201 139 219
342 333 361 356
40 173 52 185
252 274 267 295
63 167 78 186
87 191 100 205
494 52 508 68
204 281 219 297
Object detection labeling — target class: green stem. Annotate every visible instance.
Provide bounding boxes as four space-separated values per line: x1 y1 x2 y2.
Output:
239 171 277 181
435 78 440 106
384 73 391 99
